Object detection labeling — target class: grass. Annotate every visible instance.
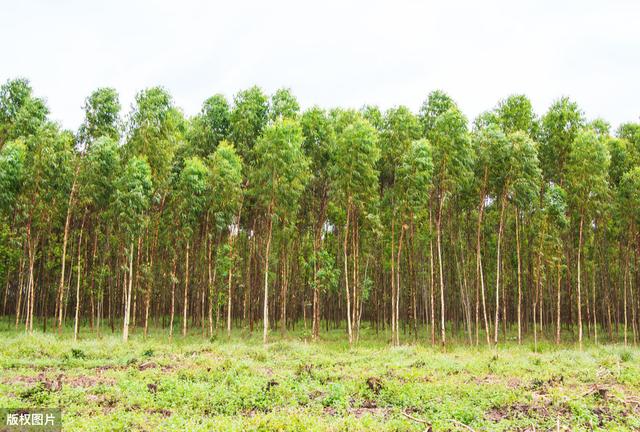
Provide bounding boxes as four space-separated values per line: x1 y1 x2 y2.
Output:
0 324 639 431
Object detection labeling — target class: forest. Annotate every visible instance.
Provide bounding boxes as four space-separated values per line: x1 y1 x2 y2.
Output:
1 77 639 349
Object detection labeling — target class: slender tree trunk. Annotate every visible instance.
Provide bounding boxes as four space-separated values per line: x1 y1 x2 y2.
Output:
436 195 446 347
556 263 562 345
123 241 134 342
395 223 406 346
429 210 435 346
58 168 79 334
494 196 506 345
344 201 353 346
263 207 274 344
577 213 584 350
73 214 86 342
476 169 490 345
182 240 190 337
515 207 522 345
169 256 177 339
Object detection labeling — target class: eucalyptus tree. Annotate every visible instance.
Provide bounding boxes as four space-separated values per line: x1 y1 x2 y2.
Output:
539 98 584 184
0 78 48 146
0 140 26 215
78 87 121 147
74 137 120 337
270 88 300 121
508 132 542 344
470 125 503 345
538 184 568 345
394 138 433 345
126 87 181 188
495 94 537 136
0 139 26 314
114 157 152 342
62 88 121 336
427 102 472 347
565 129 610 349
418 90 455 137
125 87 182 336
230 86 269 162
619 166 640 346
300 107 336 340
250 118 309 343
19 125 75 333
207 141 243 338
330 111 380 345
188 94 230 158
173 157 210 337
379 106 421 345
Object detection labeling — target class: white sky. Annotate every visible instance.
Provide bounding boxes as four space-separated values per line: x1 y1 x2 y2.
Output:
2 0 639 131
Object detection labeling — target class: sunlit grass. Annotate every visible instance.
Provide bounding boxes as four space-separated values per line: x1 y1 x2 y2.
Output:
1 321 639 431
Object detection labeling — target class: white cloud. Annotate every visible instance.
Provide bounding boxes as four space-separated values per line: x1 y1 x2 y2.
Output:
2 0 638 130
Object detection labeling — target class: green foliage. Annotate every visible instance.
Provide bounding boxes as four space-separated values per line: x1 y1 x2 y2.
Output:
230 86 269 161
396 138 433 218
313 249 339 294
429 106 472 197
126 86 183 190
379 106 421 187
0 139 27 213
78 87 121 145
0 78 48 143
619 166 640 227
331 112 380 217
300 107 335 178
208 140 243 229
79 136 120 212
113 156 153 240
565 128 610 215
175 156 210 236
496 94 536 136
188 94 230 158
250 118 310 221
419 90 456 136
539 97 584 183
509 131 542 210
269 88 300 121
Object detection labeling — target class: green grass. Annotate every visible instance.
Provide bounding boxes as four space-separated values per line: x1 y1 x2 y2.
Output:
1 325 639 431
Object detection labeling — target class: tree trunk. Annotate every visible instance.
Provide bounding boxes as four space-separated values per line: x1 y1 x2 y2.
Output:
476 168 491 345
182 240 190 337
515 207 523 345
57 168 79 334
73 214 86 342
344 201 353 346
169 255 176 339
123 241 134 342
436 195 446 347
556 263 562 345
494 195 506 345
577 213 584 350
263 207 274 344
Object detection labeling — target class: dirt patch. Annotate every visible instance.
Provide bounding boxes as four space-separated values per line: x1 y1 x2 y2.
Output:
323 406 337 416
4 372 115 389
348 407 391 418
138 361 158 371
66 374 115 388
147 408 172 417
4 372 63 391
309 390 325 400
367 377 383 394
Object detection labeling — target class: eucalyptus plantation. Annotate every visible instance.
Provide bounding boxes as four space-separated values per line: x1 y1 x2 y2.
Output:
1 77 640 350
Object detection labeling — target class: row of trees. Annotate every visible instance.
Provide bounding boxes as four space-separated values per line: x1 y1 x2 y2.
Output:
1 78 639 347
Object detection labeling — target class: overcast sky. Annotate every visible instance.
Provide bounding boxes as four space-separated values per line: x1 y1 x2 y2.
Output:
2 0 639 131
